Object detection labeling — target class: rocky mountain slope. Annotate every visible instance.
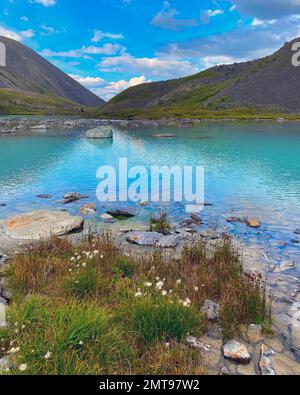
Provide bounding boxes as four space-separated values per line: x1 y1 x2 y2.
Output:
102 38 300 117
0 36 104 108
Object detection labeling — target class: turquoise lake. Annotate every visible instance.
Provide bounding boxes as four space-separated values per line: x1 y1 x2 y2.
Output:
0 121 300 268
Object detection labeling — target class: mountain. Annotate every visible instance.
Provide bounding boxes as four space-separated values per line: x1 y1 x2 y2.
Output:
101 38 300 118
0 36 104 109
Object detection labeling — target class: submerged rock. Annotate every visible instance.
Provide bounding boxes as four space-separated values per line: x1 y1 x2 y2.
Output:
290 325 300 356
100 213 114 220
86 126 113 139
223 341 251 363
246 218 261 228
1 210 84 240
107 209 136 219
36 194 53 199
259 343 300 375
201 300 220 322
61 192 89 204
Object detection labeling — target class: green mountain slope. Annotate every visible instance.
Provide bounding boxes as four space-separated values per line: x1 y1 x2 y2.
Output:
100 38 300 119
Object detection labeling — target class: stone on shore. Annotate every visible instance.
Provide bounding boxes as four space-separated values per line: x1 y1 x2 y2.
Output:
80 203 96 215
201 300 220 322
247 324 263 343
86 126 113 139
0 356 9 373
126 231 189 248
223 341 251 363
100 213 114 220
1 210 84 240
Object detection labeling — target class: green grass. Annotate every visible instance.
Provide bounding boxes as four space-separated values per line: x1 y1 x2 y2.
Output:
3 296 132 375
125 293 201 344
0 235 272 375
150 210 172 234
0 88 97 115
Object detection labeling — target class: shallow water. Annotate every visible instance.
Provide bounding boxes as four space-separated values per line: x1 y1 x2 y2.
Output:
0 122 300 270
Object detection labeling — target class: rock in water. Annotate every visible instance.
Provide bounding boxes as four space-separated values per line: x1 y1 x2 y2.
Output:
86 126 113 139
291 325 300 356
246 218 261 228
106 209 136 219
223 341 251 363
100 213 114 220
80 203 96 215
201 300 220 322
259 344 276 375
1 210 84 240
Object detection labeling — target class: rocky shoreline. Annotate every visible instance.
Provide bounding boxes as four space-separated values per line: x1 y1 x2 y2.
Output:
0 203 300 375
0 116 296 135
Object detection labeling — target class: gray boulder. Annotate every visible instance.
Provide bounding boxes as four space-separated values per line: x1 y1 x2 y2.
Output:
201 300 220 322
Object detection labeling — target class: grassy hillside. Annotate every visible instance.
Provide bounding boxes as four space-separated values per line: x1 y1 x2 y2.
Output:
0 88 96 115
99 38 300 120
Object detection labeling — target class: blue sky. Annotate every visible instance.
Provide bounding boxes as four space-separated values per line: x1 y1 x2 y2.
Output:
1 0 300 100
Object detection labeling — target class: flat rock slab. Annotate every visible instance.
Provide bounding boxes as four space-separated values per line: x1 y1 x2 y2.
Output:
126 231 190 248
1 210 84 240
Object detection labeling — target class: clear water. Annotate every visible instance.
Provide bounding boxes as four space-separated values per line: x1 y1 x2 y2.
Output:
0 122 300 268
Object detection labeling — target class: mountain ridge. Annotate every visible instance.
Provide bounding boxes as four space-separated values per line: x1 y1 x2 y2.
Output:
0 36 104 108
101 38 300 117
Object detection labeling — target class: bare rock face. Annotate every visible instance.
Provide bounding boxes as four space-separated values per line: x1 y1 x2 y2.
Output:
86 126 113 139
1 210 84 240
223 341 251 363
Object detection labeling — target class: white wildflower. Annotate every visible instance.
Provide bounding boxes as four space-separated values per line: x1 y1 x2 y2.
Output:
18 363 27 372
194 286 199 292
135 291 142 298
44 351 52 360
156 281 164 291
176 279 182 285
82 262 87 268
144 282 152 287
8 347 20 354
162 291 167 296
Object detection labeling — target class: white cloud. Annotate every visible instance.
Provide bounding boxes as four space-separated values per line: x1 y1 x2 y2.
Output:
97 53 198 78
91 30 124 42
0 25 34 41
68 74 105 87
41 43 125 58
40 24 59 36
251 18 277 28
68 73 149 101
206 9 224 17
201 9 224 24
151 1 197 31
93 76 150 101
29 0 56 6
